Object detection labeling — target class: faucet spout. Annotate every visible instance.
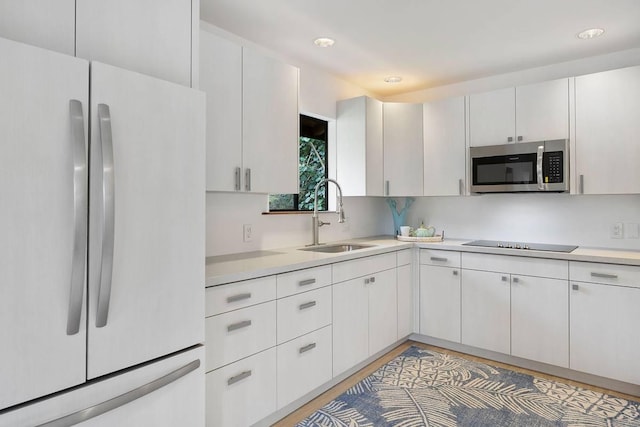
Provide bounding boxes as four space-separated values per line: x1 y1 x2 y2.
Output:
310 178 346 245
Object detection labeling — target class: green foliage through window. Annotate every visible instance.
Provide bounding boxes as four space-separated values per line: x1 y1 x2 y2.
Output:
269 115 328 211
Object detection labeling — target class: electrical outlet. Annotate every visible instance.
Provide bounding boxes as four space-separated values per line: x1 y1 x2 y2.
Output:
610 222 623 239
625 223 639 239
243 224 252 242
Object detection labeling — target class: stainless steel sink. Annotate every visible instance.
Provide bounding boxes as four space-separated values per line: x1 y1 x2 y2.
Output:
299 243 374 253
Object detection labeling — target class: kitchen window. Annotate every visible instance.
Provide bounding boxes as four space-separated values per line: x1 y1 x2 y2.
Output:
269 115 328 211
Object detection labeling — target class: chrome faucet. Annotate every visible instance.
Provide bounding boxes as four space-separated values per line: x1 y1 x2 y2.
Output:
310 178 345 246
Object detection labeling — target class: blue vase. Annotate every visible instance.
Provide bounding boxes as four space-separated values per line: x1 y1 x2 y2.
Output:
386 198 414 236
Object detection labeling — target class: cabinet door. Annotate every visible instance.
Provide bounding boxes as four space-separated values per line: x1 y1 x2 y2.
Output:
511 276 568 367
397 264 413 338
76 0 194 87
332 277 368 376
515 78 569 143
420 265 461 343
242 47 299 194
461 269 510 354
468 87 515 146
575 66 640 194
368 268 398 355
0 0 75 55
383 103 424 196
423 97 466 195
0 38 88 410
88 63 205 379
200 30 243 192
570 282 640 384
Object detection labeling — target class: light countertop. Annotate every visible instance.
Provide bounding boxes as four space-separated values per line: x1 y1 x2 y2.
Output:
205 236 640 287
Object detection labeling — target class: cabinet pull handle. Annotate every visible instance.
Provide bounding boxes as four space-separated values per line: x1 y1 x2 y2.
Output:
370 276 376 283
299 343 316 354
430 257 448 262
579 174 584 194
227 293 251 303
37 359 201 427
590 272 618 279
452 270 459 276
501 276 508 282
512 277 520 283
458 178 464 196
517 136 523 142
227 370 252 386
67 100 87 336
298 278 316 287
385 180 390 196
299 301 317 310
227 320 252 332
364 278 370 284
234 167 241 191
572 284 579 291
507 136 513 142
245 168 251 191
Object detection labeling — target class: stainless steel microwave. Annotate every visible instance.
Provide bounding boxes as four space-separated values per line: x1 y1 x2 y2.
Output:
470 139 569 193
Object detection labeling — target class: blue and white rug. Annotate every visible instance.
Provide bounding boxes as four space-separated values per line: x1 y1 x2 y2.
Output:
296 346 640 426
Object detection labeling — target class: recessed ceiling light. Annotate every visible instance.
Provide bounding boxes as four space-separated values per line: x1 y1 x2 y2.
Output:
384 76 403 83
313 37 335 48
577 28 605 40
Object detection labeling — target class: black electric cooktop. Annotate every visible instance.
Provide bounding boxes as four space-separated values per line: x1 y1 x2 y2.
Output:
463 239 578 253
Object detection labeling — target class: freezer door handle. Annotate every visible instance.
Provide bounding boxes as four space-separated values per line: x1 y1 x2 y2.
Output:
67 100 87 336
36 359 201 427
96 104 115 328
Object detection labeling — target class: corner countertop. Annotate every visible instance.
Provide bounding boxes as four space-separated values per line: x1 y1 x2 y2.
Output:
205 236 640 287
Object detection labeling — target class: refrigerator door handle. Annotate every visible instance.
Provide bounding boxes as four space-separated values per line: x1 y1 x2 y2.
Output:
35 359 201 427
96 104 115 328
67 100 87 336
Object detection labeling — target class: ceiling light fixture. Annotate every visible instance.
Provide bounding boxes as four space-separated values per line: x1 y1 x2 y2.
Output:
313 37 335 48
384 76 403 83
577 28 605 40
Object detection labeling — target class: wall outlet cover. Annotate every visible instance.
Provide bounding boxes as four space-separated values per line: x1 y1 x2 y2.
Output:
610 222 623 239
243 224 252 242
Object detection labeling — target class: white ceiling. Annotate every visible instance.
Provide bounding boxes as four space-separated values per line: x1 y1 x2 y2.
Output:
200 0 640 97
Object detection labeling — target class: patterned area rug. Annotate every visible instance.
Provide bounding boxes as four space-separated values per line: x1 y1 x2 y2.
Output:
296 346 640 427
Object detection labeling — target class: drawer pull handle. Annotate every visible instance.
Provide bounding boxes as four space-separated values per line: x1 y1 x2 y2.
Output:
299 343 316 354
299 301 317 310
512 277 520 283
590 272 618 279
227 293 251 303
430 257 448 262
501 276 508 282
572 284 579 291
452 270 459 276
299 278 316 287
227 320 252 332
227 370 252 386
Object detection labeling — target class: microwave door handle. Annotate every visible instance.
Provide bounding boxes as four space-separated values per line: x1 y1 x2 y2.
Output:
536 145 544 190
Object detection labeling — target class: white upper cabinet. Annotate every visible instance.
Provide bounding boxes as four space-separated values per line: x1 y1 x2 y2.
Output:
423 97 467 196
200 33 300 194
0 0 75 55
242 47 299 194
336 96 384 196
575 66 640 194
469 78 569 146
383 102 424 196
200 30 243 192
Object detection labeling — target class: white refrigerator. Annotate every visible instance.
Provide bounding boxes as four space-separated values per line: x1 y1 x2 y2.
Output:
0 36 205 425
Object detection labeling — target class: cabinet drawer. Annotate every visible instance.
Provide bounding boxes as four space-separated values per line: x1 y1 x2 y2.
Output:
277 325 332 409
420 249 461 268
277 287 332 344
570 262 640 288
397 249 412 266
206 276 276 316
332 252 396 283
205 302 276 371
206 348 276 427
462 252 568 279
277 265 332 298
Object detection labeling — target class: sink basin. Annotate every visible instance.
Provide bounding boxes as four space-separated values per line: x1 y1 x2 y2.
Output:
299 243 374 253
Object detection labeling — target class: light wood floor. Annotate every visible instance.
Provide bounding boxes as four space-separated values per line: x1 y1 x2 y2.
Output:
274 340 640 426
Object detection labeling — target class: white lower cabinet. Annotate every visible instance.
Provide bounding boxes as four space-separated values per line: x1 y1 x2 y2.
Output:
332 275 369 376
570 262 640 385
277 326 333 409
420 264 461 343
276 286 332 344
397 263 413 338
368 268 398 356
206 348 276 427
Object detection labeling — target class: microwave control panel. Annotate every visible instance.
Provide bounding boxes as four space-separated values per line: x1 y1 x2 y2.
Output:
543 151 563 183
